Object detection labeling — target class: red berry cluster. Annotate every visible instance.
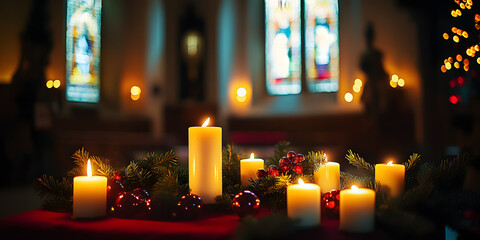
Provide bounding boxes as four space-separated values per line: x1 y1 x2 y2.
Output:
256 151 305 178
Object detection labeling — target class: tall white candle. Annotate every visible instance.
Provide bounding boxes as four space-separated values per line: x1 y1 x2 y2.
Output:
73 159 107 219
339 185 375 233
287 179 321 227
240 153 264 185
189 118 222 204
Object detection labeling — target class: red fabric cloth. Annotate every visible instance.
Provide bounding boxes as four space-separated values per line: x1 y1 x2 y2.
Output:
0 209 391 239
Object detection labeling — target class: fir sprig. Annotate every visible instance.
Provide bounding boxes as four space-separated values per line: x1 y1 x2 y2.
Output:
345 149 375 174
340 171 373 189
265 141 290 167
403 153 421 171
34 174 73 212
222 144 244 192
67 148 114 177
306 150 328 172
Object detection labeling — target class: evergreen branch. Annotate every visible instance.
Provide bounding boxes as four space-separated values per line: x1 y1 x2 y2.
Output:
403 153 421 172
345 150 375 174
68 148 114 177
145 150 178 168
266 141 290 167
340 171 373 189
306 150 328 172
34 174 72 200
222 144 243 190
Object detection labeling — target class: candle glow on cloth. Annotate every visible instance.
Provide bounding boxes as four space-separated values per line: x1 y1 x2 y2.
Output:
189 118 222 204
73 159 107 219
314 154 340 194
375 160 405 197
287 179 321 227
240 153 264 185
339 185 375 233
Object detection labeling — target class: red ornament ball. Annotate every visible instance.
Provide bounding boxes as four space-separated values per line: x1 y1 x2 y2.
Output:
293 164 303 174
322 189 340 218
113 171 125 182
175 194 203 219
256 169 268 178
267 165 278 172
111 192 142 218
294 154 305 164
280 164 291 172
232 190 261 218
279 156 289 166
268 169 280 177
286 151 296 160
132 188 152 210
107 179 125 208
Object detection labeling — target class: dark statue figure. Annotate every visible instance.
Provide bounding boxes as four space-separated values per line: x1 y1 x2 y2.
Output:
360 22 389 119
7 0 53 185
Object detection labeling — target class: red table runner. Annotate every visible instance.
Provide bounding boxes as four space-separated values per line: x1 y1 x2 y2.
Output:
0 209 390 239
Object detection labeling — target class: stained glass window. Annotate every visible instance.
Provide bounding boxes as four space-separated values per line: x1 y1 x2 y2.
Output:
265 0 302 95
305 0 339 92
66 0 102 103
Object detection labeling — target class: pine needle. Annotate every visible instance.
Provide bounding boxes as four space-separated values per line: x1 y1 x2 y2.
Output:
403 153 421 172
345 150 375 174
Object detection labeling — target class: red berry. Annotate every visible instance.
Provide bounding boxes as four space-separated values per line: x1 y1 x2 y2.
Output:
279 157 289 166
280 164 290 172
287 151 296 160
294 154 305 164
293 164 303 174
268 169 280 177
267 165 278 172
256 169 267 178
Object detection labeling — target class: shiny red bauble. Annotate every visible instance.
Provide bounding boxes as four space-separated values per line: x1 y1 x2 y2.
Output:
322 189 340 218
232 190 261 218
175 194 203 219
294 154 305 164
256 169 268 178
286 151 296 160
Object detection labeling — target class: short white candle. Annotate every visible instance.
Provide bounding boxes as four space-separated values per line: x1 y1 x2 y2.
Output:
375 161 405 197
339 185 375 233
314 156 340 194
287 178 321 227
240 153 264 185
73 159 107 219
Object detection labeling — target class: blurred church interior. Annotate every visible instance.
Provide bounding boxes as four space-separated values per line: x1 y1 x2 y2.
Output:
0 0 479 217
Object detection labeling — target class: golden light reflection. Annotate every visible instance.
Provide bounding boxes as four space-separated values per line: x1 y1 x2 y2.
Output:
446 62 452 70
441 65 447 73
453 36 460 42
53 80 61 88
353 85 361 93
443 33 449 39
392 74 399 82
344 92 353 102
46 80 53 88
354 79 363 87
390 80 398 88
454 62 460 68
398 79 405 87
456 54 463 61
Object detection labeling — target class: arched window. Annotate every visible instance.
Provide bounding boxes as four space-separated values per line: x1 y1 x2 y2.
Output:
265 0 339 95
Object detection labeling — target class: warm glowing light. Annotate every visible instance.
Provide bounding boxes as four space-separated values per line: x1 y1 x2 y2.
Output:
250 153 254 160
130 94 140 101
449 80 456 88
454 62 460 68
451 10 457 17
344 92 353 102
460 3 465 9
450 95 459 104
398 79 405 87
451 27 458 33
441 65 447 73
353 85 361 93
456 54 463 61
456 29 462 35
130 86 141 96
46 80 53 89
464 59 469 65
456 9 462 15
457 76 465 86
443 33 449 40
445 62 452 70
202 118 210 127
387 161 393 166
392 74 399 82
53 80 61 88
351 185 359 191
237 87 247 97
462 31 468 38
476 24 480 30
390 80 398 88
298 178 305 185
476 45 480 51
476 14 480 22
87 159 92 177
477 57 480 64
354 79 363 87
448 57 454 63
464 65 469 71
453 36 459 42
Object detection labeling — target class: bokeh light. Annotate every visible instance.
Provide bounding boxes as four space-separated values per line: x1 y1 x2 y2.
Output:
390 80 398 88
398 79 405 87
344 92 353 102
130 86 141 96
46 80 53 89
53 80 61 88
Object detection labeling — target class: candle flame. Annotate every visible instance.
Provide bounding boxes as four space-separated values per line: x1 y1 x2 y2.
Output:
324 153 328 163
387 161 393 166
250 153 254 160
351 185 358 191
298 178 305 185
87 159 92 177
202 118 210 127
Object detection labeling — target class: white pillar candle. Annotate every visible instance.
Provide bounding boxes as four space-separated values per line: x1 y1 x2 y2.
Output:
240 153 264 185
375 161 405 197
189 118 222 204
287 179 321 227
73 159 107 219
314 156 340 194
339 185 375 233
